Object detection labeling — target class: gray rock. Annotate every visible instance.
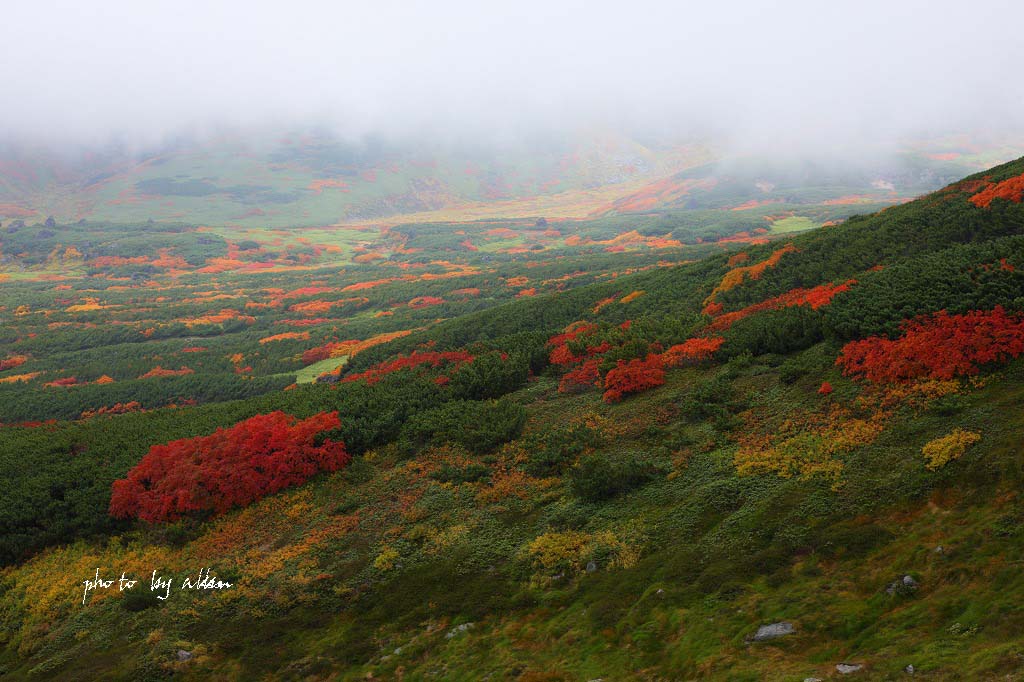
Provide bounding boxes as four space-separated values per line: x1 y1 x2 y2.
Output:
886 575 919 595
905 664 915 674
836 663 863 674
586 561 598 573
750 621 795 641
176 650 193 662
804 678 823 682
445 622 474 639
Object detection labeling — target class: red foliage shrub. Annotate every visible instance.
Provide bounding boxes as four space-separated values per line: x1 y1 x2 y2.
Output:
603 353 665 403
80 401 142 419
547 322 599 348
408 296 445 309
547 322 600 366
0 355 28 371
301 344 335 365
138 366 194 379
558 358 602 393
109 411 348 523
550 344 581 366
704 280 856 333
836 307 1024 384
818 381 833 395
341 350 474 385
662 337 725 366
969 172 1024 208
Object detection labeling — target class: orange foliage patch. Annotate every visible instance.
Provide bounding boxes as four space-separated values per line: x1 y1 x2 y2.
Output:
281 286 335 299
969 172 1024 208
308 179 349 193
409 296 445 309
485 227 519 238
80 402 142 419
341 350 474 385
139 366 195 379
836 307 1024 383
287 297 369 315
603 354 665 403
178 309 256 327
89 255 150 267
592 296 617 314
0 355 28 372
259 331 311 344
662 337 725 366
730 198 783 211
278 318 332 327
727 252 750 266
822 194 878 205
302 329 416 366
704 244 799 304
66 298 115 312
0 372 39 384
342 278 396 292
704 279 857 333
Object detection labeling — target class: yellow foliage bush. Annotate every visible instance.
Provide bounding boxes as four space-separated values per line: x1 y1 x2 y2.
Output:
526 531 592 571
524 526 642 574
373 547 400 571
922 429 981 470
734 405 886 485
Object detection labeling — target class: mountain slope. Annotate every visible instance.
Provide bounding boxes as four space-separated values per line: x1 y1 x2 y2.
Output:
2 158 1024 680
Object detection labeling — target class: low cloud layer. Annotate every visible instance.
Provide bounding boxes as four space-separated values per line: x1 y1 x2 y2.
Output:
2 0 1023 152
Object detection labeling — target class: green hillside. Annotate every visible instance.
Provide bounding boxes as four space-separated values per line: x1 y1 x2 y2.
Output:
2 157 1024 681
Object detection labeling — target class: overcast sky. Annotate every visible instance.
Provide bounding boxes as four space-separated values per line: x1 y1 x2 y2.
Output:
2 0 1023 151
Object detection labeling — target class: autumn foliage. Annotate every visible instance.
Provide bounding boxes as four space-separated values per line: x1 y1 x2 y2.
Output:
662 337 725 366
603 354 665 403
138 366 194 379
969 172 1024 208
559 358 602 393
109 411 348 523
703 279 856 332
836 307 1024 384
704 243 798 305
341 350 474 385
0 355 28 372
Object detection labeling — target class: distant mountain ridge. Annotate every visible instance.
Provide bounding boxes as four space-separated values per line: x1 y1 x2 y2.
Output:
1 131 1021 229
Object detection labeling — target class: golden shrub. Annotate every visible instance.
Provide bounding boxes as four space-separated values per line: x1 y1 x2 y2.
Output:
922 429 981 470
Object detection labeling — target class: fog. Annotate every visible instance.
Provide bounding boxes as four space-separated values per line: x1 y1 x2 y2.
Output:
2 0 1023 154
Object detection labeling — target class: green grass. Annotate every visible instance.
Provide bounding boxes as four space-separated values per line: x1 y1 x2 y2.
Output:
769 215 818 233
293 355 349 383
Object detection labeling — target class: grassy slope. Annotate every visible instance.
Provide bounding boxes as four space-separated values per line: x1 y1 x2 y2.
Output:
3 159 1024 680
3 355 1023 680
